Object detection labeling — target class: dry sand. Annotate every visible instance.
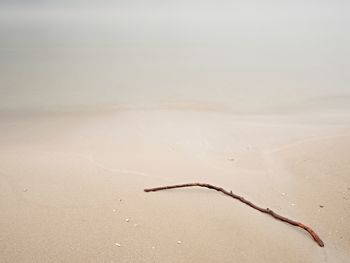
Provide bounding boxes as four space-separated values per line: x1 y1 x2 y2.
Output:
0 101 350 262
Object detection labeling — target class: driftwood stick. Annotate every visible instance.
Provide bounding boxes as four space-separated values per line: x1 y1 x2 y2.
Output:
144 182 324 247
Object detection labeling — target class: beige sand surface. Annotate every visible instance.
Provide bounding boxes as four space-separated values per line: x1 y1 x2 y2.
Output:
0 103 350 262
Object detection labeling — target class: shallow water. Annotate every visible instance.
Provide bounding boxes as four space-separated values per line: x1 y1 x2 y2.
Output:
1 1 349 111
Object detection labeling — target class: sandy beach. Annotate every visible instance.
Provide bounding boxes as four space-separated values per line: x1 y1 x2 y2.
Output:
0 101 349 262
1 1 350 261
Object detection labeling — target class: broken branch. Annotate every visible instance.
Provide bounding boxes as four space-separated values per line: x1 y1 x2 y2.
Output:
144 182 324 247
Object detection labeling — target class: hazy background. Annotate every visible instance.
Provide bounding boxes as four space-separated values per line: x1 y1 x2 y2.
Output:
0 0 349 111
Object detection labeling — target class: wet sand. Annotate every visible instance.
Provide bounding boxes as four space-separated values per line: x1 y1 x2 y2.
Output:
0 103 350 262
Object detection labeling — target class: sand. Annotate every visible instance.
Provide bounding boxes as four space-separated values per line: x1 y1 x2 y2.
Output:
0 102 350 262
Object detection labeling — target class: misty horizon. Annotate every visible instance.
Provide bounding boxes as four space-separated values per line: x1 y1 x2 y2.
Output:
1 1 349 110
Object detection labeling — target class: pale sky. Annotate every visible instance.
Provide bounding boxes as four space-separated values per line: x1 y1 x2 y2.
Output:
0 1 349 110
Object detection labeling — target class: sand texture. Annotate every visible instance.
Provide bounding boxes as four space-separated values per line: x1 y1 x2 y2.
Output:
0 103 350 262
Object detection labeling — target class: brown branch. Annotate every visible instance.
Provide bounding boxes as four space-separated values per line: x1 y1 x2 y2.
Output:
144 182 324 247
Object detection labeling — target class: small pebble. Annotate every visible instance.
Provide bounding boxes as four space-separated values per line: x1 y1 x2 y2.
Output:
177 240 182 245
281 193 285 196
319 205 324 208
151 246 155 249
291 203 296 206
125 218 130 222
115 243 121 247
112 209 117 212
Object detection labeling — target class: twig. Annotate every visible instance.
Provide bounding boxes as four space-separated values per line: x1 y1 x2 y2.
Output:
144 182 324 247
